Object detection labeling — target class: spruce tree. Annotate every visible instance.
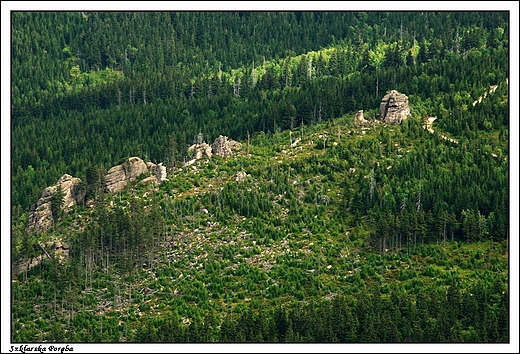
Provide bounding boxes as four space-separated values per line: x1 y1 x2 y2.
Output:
50 184 65 224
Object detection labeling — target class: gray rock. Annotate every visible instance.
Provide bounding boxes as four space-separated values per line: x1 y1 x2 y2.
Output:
354 110 369 125
12 240 70 275
105 157 149 193
26 157 168 233
187 142 213 161
211 135 241 157
146 162 168 182
138 176 159 185
235 171 249 182
27 174 83 233
379 90 410 124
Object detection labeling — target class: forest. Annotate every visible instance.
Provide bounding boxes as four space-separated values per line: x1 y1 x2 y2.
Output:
9 10 511 346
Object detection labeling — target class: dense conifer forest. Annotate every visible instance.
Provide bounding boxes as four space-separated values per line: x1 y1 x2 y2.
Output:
6 8 516 350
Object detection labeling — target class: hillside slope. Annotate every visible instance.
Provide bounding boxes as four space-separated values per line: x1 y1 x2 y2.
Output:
9 10 510 344
11 107 509 342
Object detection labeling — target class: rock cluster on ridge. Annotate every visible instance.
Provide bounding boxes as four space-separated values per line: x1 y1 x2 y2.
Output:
27 157 167 233
185 135 242 166
26 135 240 233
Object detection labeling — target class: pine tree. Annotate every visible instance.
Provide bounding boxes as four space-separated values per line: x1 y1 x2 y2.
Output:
50 184 65 224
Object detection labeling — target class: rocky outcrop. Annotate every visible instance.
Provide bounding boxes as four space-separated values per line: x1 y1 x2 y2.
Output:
188 142 213 160
104 157 149 193
27 174 84 234
354 110 370 125
185 142 213 167
12 255 44 276
104 157 166 192
12 240 69 275
211 135 242 157
379 90 410 124
227 139 242 151
184 136 242 166
146 162 167 182
26 157 168 233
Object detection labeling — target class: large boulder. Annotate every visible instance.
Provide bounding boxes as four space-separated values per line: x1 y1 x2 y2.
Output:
354 110 369 125
211 135 242 157
146 162 168 182
104 157 149 193
379 90 410 124
27 174 84 233
187 142 213 160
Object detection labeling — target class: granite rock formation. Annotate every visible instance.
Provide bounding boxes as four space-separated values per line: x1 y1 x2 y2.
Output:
26 174 84 234
379 90 410 124
354 110 370 125
188 142 213 160
104 157 149 193
211 135 242 157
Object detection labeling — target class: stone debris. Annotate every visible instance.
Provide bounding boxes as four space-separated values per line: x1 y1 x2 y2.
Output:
235 171 249 182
